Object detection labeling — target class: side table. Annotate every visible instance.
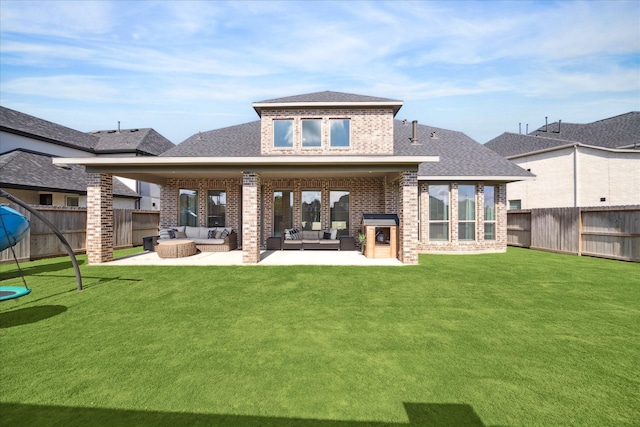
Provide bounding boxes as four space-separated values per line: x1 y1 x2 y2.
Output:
339 236 355 251
266 236 281 250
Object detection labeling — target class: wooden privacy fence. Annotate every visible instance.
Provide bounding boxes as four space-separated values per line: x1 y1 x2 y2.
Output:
1 205 159 262
507 206 640 262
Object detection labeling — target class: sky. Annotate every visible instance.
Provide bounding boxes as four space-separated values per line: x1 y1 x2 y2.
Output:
1 0 639 146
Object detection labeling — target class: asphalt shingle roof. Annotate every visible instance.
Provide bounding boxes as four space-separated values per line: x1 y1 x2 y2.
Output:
255 90 402 104
161 121 261 157
91 128 175 155
393 121 533 178
0 149 139 197
486 112 640 157
0 106 97 152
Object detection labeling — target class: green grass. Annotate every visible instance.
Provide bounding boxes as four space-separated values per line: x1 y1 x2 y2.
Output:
1 248 638 426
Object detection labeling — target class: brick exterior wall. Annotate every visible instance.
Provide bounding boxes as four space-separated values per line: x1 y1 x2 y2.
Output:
86 173 113 264
242 172 261 263
398 171 419 264
260 108 395 155
418 182 508 253
160 178 241 241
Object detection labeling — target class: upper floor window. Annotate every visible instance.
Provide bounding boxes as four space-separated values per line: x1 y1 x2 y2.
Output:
274 119 293 148
39 194 53 205
509 200 521 210
66 196 79 207
302 119 322 148
330 119 350 147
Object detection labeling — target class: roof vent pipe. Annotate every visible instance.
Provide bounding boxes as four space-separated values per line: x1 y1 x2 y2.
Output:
545 116 548 132
411 120 418 144
117 121 121 133
526 124 529 134
558 119 561 133
519 123 521 134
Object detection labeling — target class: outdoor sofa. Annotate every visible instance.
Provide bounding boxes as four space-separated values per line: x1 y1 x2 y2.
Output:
281 228 342 250
158 225 237 252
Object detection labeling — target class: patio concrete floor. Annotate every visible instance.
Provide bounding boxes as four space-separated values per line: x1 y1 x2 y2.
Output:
105 249 405 266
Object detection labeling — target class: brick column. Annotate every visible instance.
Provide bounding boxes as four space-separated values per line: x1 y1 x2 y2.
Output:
242 171 261 264
399 170 418 264
86 173 113 264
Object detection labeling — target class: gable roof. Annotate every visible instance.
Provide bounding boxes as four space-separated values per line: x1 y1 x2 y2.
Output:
0 149 139 198
91 128 175 155
0 106 97 152
393 121 534 180
253 91 403 116
486 112 640 157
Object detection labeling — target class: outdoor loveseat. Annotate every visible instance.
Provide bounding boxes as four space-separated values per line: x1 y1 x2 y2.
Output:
158 226 237 252
281 229 342 250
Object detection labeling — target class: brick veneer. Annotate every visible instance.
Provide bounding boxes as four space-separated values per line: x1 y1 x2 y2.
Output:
86 173 113 264
242 171 261 263
398 171 419 264
260 108 395 155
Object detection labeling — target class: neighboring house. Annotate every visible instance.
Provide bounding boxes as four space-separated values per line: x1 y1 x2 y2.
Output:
0 106 174 209
54 91 533 264
485 112 640 209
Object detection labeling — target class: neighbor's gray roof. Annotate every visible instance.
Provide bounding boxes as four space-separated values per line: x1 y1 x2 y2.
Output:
393 121 534 179
0 149 139 198
0 106 174 155
0 106 97 152
255 91 402 104
486 111 640 157
161 121 261 157
91 128 175 155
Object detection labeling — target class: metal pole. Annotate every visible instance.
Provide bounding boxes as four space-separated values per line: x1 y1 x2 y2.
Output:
0 190 83 290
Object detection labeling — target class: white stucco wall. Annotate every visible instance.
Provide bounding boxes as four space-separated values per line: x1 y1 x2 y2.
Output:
0 131 92 157
507 146 640 208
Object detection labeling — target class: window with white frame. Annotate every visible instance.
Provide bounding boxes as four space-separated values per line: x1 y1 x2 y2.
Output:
65 196 79 207
273 119 293 148
484 186 496 240
458 185 476 241
302 119 322 148
429 185 449 241
330 119 350 147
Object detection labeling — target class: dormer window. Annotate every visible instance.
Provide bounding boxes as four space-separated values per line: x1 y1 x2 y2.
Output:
274 119 293 148
302 119 322 148
330 119 350 147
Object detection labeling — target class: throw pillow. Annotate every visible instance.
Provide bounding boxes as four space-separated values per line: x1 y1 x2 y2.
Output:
330 229 338 240
291 229 300 240
167 229 176 239
175 231 187 239
208 229 216 239
215 230 223 239
284 229 292 240
323 231 331 240
221 229 229 238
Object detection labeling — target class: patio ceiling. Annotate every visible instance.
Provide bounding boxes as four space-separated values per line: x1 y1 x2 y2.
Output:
53 155 439 184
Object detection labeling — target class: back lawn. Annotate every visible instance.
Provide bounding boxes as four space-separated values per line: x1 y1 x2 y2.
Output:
0 248 638 426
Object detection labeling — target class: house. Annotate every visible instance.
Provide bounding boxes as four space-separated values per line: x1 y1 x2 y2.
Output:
53 91 533 264
485 112 640 209
0 106 174 209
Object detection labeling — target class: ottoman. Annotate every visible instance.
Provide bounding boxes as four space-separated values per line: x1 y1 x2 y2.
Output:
156 239 197 258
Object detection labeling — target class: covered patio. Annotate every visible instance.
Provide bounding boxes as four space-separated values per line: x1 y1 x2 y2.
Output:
104 249 405 266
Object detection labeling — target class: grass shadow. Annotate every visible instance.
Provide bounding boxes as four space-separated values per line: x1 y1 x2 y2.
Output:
0 260 86 281
0 304 67 328
0 402 497 427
